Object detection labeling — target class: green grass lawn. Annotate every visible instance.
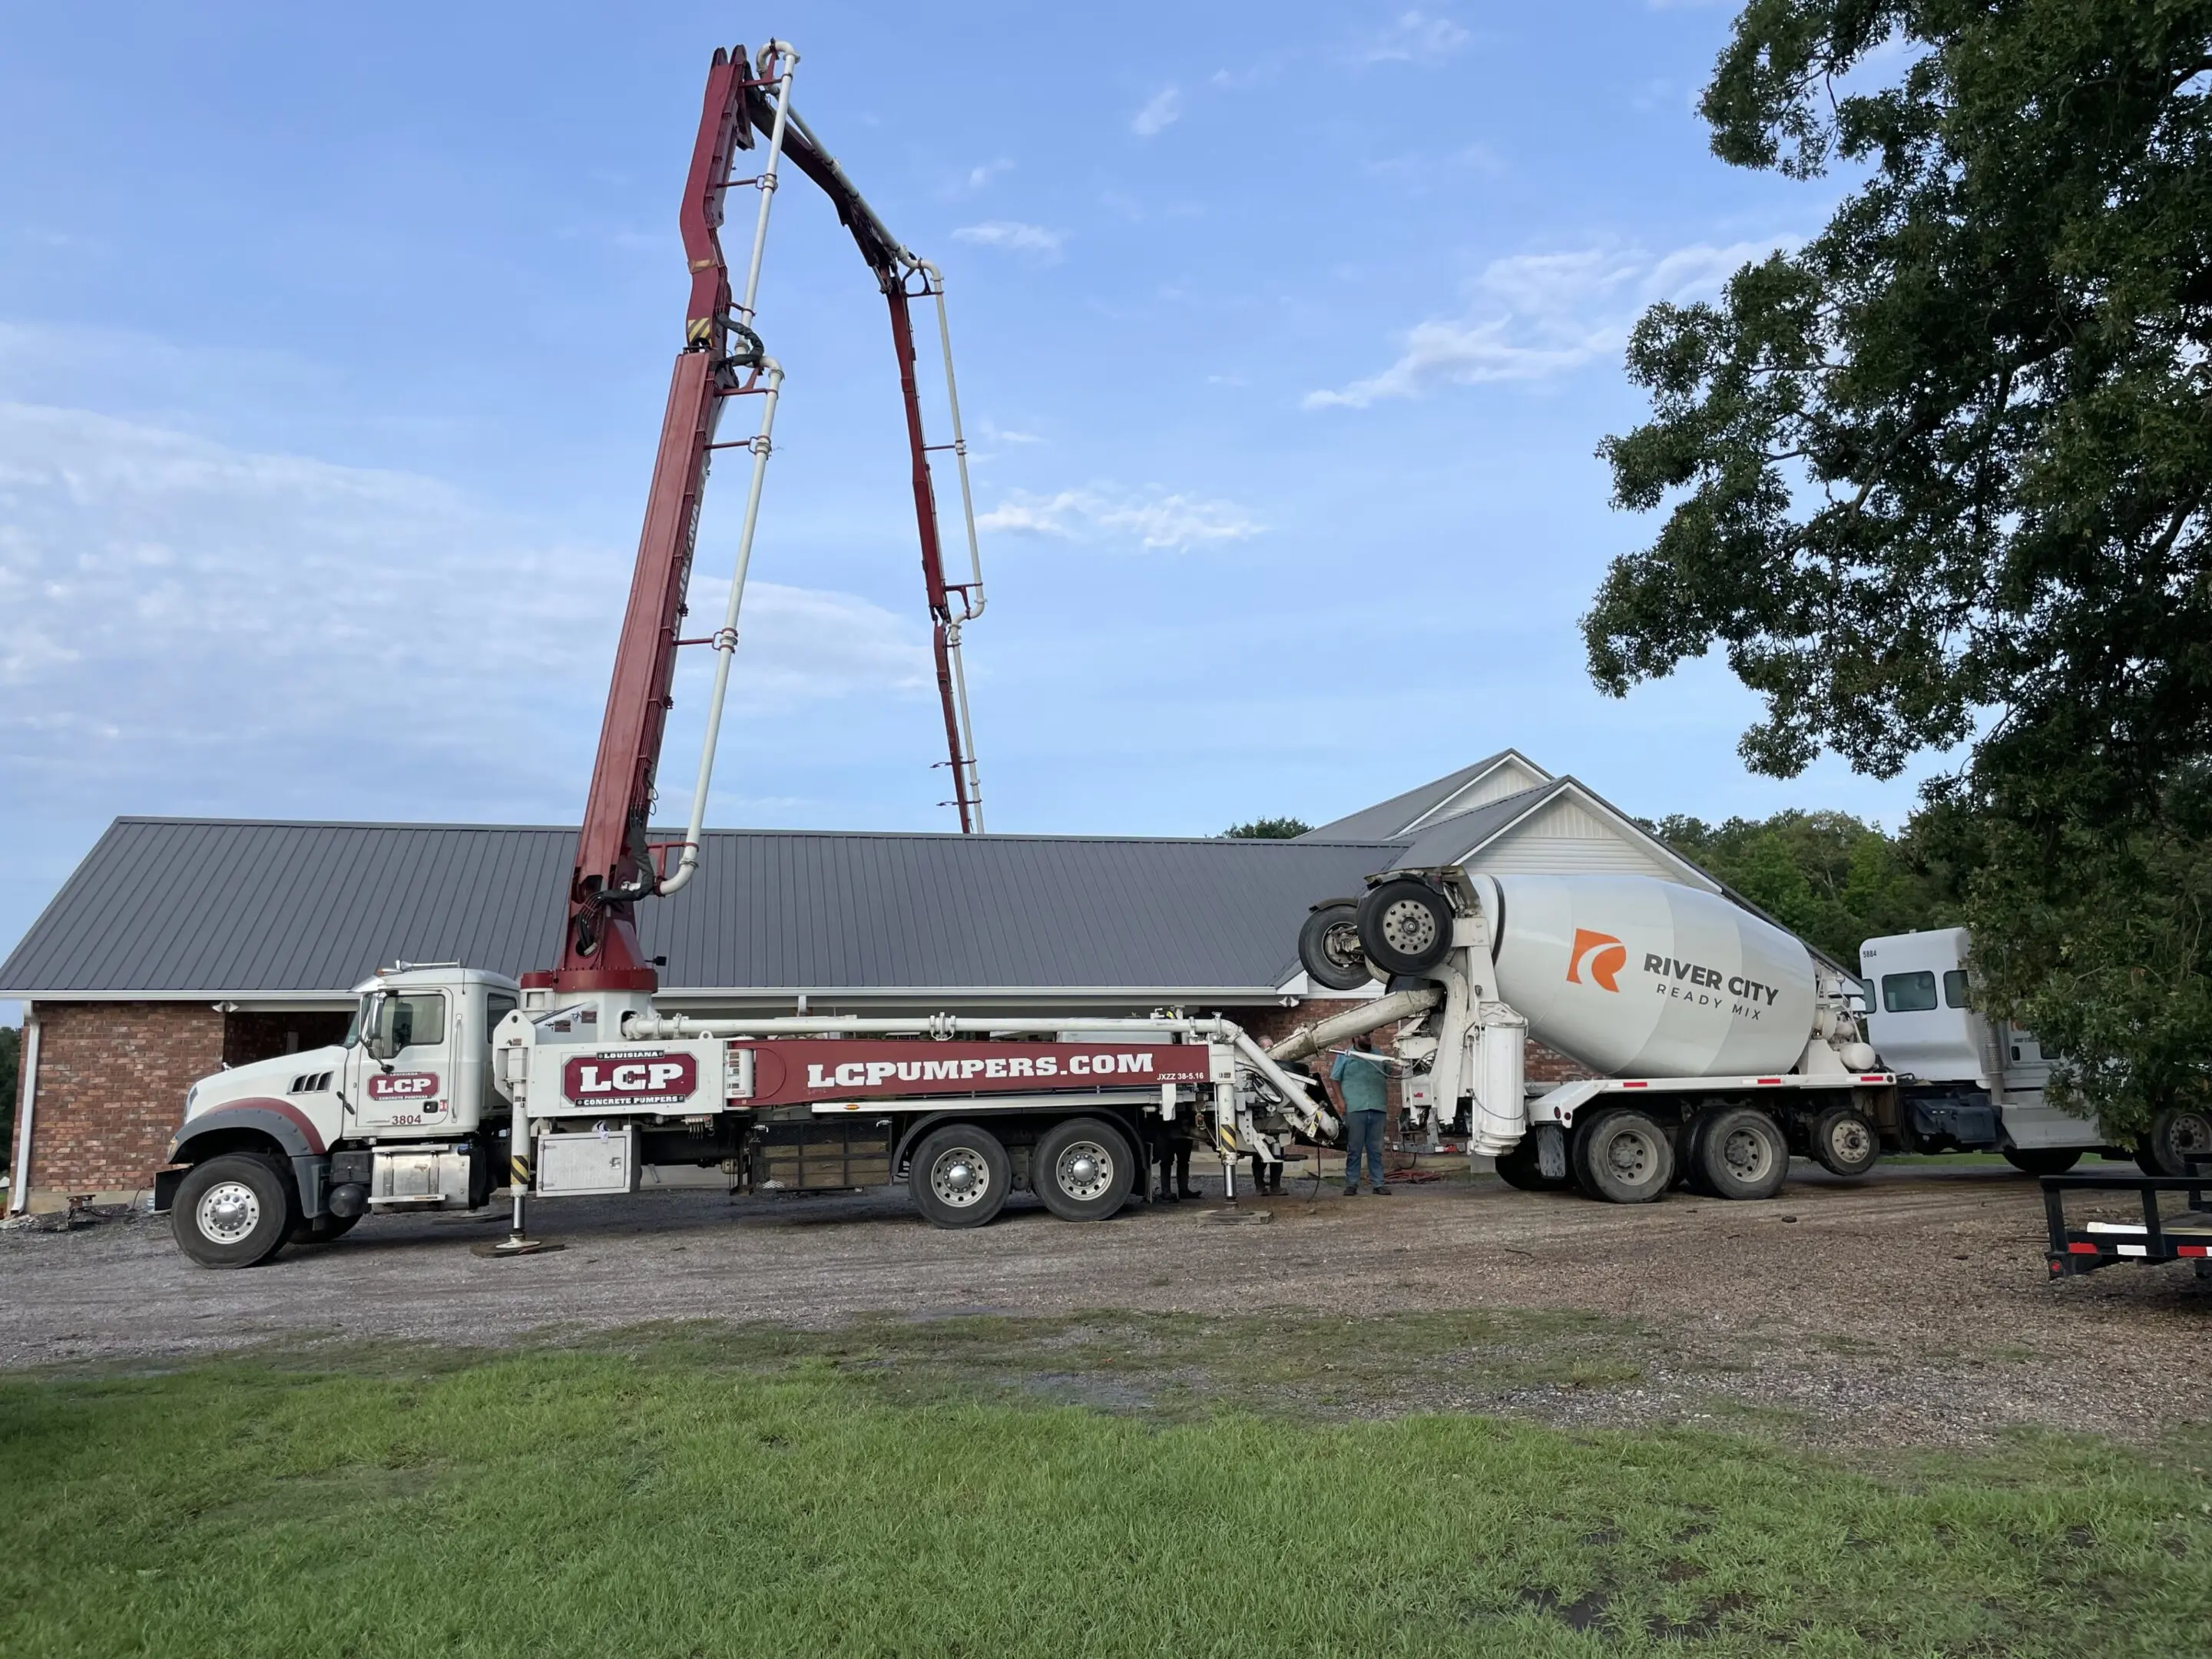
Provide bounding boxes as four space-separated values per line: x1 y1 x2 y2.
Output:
3 1316 2207 1657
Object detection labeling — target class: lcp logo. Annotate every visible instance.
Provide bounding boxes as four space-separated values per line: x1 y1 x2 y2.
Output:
1567 929 1627 992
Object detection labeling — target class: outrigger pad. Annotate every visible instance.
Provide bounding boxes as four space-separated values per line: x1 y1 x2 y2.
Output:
473 1237 566 1258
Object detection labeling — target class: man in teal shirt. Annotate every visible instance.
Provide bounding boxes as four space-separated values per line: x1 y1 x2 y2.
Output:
1330 1035 1391 1196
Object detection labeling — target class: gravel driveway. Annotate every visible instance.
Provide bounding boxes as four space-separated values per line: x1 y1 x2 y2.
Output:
5 1161 2204 1445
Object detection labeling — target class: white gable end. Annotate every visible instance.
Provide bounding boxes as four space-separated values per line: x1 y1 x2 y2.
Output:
1403 753 1552 833
1463 794 1704 882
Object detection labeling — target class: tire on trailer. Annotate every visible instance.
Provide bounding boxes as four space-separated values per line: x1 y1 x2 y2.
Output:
1692 1105 1790 1201
1568 1108 1673 1204
2003 1146 2082 1177
1810 1104 1879 1179
1298 902 1373 992
1354 879 1454 978
171 1152 297 1269
1032 1117 1136 1222
1495 1133 1571 1192
2134 1107 2212 1177
907 1123 1012 1229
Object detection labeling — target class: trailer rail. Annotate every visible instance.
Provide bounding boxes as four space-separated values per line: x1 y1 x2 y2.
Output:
2040 1154 2212 1277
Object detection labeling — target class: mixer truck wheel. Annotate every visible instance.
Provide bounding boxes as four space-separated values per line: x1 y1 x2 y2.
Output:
1692 1106 1789 1201
2134 1107 2212 1177
908 1124 1011 1229
1298 902 1373 992
1810 1105 1879 1178
1355 879 1453 977
2002 1147 2081 1177
1569 1109 1673 1204
1495 1134 1571 1192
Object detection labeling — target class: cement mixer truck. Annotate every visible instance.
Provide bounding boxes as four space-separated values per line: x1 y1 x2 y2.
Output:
1284 868 1904 1203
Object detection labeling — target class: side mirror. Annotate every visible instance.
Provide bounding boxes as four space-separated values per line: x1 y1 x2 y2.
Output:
361 992 399 1063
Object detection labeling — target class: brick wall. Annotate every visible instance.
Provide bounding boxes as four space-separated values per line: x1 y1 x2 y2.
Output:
23 1003 224 1197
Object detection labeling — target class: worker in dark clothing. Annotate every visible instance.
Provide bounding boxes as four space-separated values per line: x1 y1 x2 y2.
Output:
1156 1111 1200 1202
1332 1035 1391 1195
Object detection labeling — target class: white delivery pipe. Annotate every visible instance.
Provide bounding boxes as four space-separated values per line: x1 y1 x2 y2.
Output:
1265 988 1442 1067
657 361 783 900
624 1011 1238 1041
732 44 798 333
658 43 799 900
8 1010 37 1214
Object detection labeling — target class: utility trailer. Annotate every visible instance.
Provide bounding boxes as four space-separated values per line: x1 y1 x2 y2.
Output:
2040 1154 2212 1279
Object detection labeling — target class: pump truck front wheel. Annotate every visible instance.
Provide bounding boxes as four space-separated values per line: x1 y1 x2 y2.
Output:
1570 1109 1673 1204
1033 1118 1136 1222
908 1124 1012 1229
1495 1131 1571 1192
172 1153 296 1268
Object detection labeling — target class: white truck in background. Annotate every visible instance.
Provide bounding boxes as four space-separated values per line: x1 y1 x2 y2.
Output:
1861 927 2208 1177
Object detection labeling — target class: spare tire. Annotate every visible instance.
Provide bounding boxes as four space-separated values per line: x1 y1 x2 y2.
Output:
1298 902 1373 992
1355 879 1454 977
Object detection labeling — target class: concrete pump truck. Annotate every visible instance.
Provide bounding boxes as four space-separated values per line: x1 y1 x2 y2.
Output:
156 41 1349 1267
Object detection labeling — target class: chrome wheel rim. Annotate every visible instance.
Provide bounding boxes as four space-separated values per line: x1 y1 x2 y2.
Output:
1055 1140 1114 1203
196 1180 260 1244
929 1146 992 1209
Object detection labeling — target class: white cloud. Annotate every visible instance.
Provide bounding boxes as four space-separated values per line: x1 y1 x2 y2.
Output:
1131 87 1182 137
951 220 1066 260
1366 10 1470 62
965 158 1014 190
978 419 1043 445
1305 237 1790 409
0 402 929 813
975 486 1261 550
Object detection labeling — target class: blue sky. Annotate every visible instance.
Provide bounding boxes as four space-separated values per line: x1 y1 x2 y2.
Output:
0 0 1945 1005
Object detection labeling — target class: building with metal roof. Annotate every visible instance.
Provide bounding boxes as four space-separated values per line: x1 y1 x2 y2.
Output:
2 754 1746 1209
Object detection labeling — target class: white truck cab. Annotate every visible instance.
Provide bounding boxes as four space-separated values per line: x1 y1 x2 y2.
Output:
156 964 521 1264
1860 928 2099 1164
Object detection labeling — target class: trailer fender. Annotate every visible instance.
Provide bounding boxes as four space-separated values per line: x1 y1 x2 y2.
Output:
163 1101 331 1218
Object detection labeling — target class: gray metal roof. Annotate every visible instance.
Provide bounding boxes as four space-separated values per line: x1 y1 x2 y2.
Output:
1296 750 1565 842
0 818 1395 1002
1380 781 1565 869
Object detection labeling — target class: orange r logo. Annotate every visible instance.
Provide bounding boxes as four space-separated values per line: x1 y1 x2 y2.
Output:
1568 929 1627 992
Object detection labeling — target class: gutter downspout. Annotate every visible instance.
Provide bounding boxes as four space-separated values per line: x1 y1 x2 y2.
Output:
8 1008 38 1214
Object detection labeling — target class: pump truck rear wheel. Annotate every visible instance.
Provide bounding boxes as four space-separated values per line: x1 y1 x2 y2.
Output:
1810 1104 1879 1178
287 1211 360 1246
1355 879 1454 978
1033 1118 1136 1222
1692 1106 1790 1201
1299 902 1373 992
908 1124 1012 1229
1570 1109 1673 1204
172 1152 297 1269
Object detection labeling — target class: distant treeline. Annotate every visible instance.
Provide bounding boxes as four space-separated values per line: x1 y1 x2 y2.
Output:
1649 812 1951 967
